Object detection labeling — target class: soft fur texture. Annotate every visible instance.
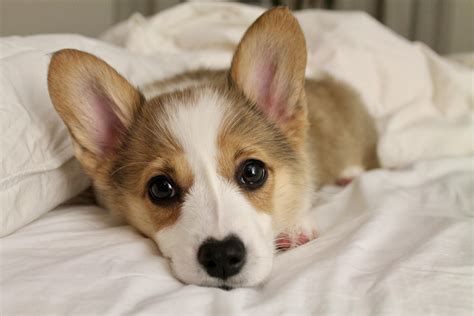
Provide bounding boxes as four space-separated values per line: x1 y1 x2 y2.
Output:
47 7 378 288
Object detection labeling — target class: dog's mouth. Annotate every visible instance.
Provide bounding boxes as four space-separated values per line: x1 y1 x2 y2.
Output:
198 273 248 290
168 256 270 289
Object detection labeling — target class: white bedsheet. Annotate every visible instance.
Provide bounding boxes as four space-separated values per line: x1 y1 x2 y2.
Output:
2 157 472 315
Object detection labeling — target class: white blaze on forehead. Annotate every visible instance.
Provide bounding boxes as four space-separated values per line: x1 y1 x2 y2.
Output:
165 89 225 223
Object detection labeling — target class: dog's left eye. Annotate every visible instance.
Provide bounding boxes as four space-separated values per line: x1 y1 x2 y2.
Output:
237 159 268 190
147 176 177 204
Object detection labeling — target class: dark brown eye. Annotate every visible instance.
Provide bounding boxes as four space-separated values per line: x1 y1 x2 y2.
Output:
237 159 267 190
148 176 177 204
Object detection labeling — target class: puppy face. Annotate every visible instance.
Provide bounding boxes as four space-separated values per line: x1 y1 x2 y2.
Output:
48 8 311 288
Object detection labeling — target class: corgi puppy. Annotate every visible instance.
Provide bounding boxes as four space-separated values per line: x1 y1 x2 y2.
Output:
47 7 378 289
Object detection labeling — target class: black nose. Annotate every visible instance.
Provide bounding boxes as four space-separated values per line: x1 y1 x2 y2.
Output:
197 235 246 279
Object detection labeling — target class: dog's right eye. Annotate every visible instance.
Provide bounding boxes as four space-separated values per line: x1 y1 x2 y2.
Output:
147 176 178 204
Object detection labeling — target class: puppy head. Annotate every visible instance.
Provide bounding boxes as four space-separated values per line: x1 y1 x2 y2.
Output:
48 8 311 288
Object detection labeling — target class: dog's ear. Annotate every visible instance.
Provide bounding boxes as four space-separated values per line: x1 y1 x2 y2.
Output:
48 49 143 170
230 7 307 126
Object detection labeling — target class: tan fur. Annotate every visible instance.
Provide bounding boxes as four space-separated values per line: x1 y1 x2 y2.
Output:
217 133 275 214
142 70 226 99
230 8 307 115
306 78 379 186
227 7 313 231
107 90 200 238
48 49 143 186
48 51 196 238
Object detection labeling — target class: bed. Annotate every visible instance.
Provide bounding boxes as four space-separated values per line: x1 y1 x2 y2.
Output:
1 3 473 315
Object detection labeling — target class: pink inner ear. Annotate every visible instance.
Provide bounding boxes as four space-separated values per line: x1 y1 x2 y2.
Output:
254 59 290 123
87 87 125 155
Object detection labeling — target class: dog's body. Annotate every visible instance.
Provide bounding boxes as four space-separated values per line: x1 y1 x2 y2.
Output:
47 8 377 288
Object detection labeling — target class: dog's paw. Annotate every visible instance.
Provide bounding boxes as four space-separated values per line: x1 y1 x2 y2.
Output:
335 177 353 187
336 165 364 186
275 223 318 252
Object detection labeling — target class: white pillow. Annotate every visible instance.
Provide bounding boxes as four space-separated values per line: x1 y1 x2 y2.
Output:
0 34 186 236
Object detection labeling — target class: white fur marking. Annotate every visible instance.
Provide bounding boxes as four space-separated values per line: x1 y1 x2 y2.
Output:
167 90 224 225
341 165 364 179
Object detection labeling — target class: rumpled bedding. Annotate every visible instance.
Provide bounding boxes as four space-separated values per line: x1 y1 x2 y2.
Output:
2 157 472 315
1 3 473 315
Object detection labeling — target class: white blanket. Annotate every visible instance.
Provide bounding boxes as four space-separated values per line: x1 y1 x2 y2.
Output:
1 3 473 315
2 157 472 315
